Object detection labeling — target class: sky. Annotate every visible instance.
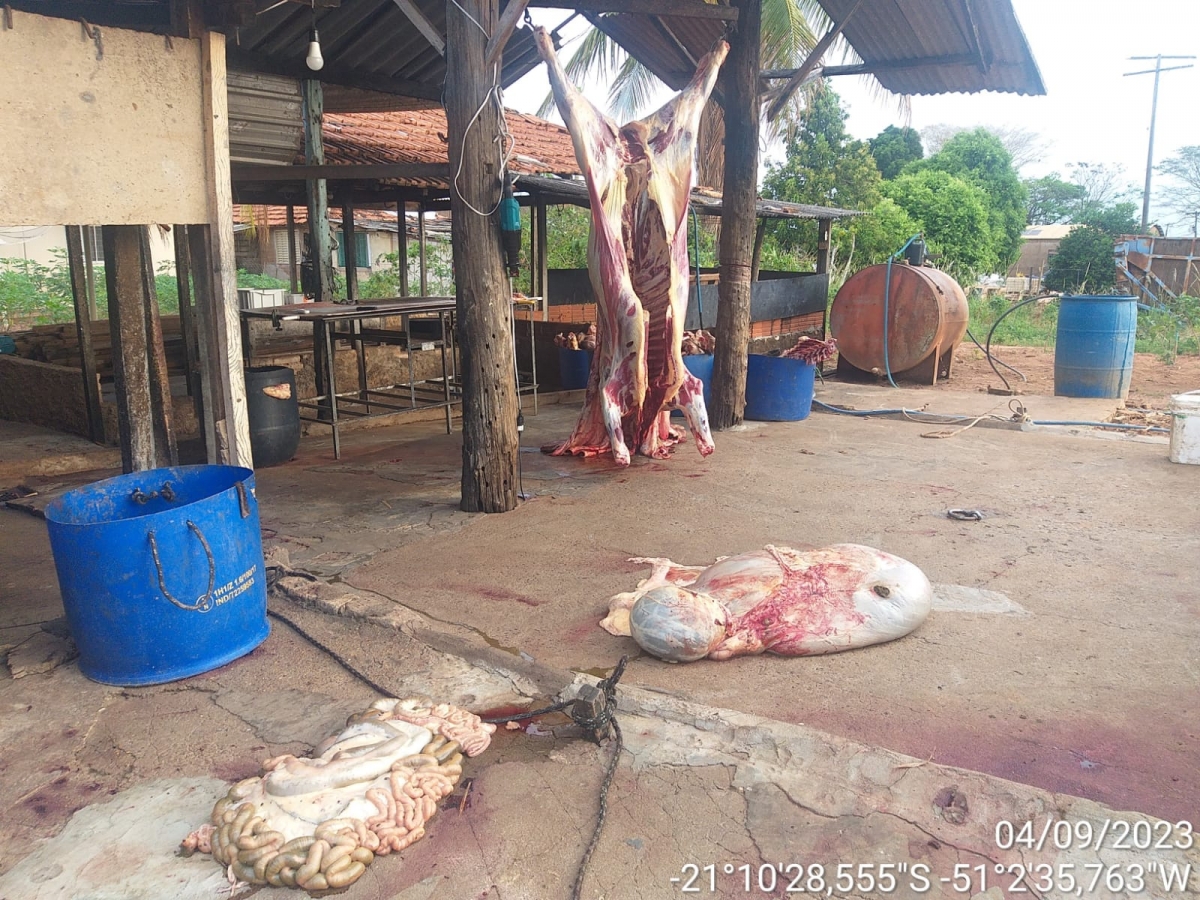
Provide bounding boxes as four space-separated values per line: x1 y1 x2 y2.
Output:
503 0 1200 229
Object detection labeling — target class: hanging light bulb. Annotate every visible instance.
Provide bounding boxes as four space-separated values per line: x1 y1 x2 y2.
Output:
305 26 324 71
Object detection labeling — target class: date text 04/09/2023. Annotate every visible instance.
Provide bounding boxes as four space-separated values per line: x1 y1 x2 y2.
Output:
671 861 1195 895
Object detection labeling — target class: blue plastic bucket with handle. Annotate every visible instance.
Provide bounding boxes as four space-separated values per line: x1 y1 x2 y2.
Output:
44 465 269 686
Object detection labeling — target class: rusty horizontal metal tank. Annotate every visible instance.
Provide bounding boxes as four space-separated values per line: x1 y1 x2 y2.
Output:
829 263 969 385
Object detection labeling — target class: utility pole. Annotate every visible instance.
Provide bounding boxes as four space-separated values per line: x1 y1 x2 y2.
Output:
1125 55 1195 233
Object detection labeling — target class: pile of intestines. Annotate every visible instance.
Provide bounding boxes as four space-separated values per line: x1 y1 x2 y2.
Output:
553 324 598 351
180 698 494 892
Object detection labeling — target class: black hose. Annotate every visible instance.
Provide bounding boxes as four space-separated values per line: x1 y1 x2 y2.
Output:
984 294 1057 393
965 327 1026 383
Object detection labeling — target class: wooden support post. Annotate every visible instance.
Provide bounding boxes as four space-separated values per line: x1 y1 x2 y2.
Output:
188 227 220 462
710 0 761 430
446 0 519 513
303 78 335 302
141 228 178 466
102 226 157 472
815 217 832 275
286 205 299 294
174 226 207 452
65 225 106 445
750 218 767 283
536 197 549 317
81 226 99 319
397 201 410 296
342 202 358 303
418 202 428 296
200 31 252 468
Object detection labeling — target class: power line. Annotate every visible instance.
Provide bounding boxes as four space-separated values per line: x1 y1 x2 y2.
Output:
1124 55 1195 232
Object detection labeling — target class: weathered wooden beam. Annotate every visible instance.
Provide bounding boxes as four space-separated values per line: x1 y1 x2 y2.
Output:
528 0 737 19
65 226 106 445
342 202 358 303
231 162 450 182
710 0 759 431
447 0 520 512
102 226 156 472
815 217 831 276
418 203 428 296
286 205 299 293
302 78 336 302
390 0 446 55
397 200 410 296
535 196 548 307
765 0 863 122
173 225 207 453
200 30 253 468
188 227 221 462
484 0 530 68
141 228 179 467
750 218 766 283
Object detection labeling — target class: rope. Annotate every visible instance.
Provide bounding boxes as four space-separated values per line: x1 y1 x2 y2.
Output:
265 568 628 900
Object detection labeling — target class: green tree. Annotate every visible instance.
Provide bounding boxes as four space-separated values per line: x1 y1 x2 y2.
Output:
761 84 883 261
912 128 1027 270
1025 174 1086 225
1043 225 1118 294
1157 146 1200 232
868 125 923 179
1077 202 1138 235
842 198 921 268
883 169 996 282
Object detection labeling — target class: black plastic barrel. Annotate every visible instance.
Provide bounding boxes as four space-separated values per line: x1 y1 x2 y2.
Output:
245 365 301 468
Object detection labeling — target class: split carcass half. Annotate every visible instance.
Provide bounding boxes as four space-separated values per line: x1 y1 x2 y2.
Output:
534 27 727 466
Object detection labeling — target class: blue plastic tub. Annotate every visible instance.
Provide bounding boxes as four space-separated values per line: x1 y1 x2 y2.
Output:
672 354 714 417
1054 295 1137 399
558 347 594 390
744 355 816 421
44 465 269 686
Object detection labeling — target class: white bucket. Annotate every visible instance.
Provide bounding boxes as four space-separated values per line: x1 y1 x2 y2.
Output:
1169 390 1200 465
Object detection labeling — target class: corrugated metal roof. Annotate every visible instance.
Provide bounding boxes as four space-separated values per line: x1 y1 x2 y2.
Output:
227 0 547 107
598 0 1043 98
227 71 303 167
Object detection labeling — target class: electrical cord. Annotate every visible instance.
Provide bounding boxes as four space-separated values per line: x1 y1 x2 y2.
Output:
984 293 1056 393
965 327 1026 382
881 234 923 389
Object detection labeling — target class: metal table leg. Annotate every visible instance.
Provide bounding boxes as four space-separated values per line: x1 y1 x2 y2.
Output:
352 318 370 412
323 318 341 459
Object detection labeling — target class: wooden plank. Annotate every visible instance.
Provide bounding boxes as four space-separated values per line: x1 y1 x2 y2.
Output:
815 217 831 275
141 227 179 467
390 0 446 55
286 205 299 294
200 30 252 468
710 0 759 430
446 0 519 512
172 226 207 452
766 0 863 122
397 200 410 296
528 0 737 19
65 225 106 445
81 226 99 319
418 203 428 297
303 78 336 303
231 162 450 182
484 0 531 69
102 226 156 473
535 196 548 311
190 227 221 463
342 202 359 303
750 218 766 283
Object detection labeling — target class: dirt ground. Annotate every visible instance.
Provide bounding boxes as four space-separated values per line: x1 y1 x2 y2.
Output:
941 343 1200 415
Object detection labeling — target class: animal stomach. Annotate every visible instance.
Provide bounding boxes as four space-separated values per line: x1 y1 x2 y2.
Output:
612 544 933 663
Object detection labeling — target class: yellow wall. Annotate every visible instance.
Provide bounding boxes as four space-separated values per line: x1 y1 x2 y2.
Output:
0 10 209 226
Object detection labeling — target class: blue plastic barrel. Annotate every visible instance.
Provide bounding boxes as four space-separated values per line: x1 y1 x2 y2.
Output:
672 354 714 417
744 355 816 421
1054 295 1138 399
558 347 593 390
44 465 269 686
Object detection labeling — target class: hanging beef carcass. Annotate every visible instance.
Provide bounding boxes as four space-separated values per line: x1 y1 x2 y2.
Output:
534 28 727 466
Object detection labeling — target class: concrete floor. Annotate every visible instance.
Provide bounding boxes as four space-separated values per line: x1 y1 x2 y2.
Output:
1 387 1198 898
